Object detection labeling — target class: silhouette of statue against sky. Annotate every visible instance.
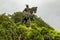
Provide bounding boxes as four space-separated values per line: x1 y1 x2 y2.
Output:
22 4 37 27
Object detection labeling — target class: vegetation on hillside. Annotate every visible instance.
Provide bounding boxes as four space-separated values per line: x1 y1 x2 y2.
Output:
0 12 60 40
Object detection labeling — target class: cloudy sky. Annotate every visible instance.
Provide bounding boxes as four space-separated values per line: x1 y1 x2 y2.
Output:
0 0 60 32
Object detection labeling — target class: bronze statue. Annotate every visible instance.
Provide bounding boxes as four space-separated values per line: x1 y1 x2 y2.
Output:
22 5 37 27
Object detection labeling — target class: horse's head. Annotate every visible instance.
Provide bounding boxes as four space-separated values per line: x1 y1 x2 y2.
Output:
34 7 37 13
31 7 37 13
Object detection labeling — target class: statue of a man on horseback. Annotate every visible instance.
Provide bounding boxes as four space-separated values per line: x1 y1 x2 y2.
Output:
22 4 37 27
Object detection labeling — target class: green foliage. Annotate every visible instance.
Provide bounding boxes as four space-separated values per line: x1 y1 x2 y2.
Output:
0 12 60 40
11 12 23 23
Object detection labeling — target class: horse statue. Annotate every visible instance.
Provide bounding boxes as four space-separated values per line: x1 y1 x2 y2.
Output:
22 7 37 25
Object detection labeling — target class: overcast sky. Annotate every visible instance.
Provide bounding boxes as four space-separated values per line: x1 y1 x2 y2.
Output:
0 0 60 32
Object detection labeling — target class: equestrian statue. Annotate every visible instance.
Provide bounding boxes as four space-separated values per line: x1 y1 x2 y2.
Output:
22 5 37 27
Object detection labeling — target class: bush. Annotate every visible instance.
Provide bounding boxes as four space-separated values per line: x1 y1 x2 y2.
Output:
0 12 60 40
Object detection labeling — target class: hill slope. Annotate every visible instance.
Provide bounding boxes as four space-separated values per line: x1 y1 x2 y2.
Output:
0 12 60 40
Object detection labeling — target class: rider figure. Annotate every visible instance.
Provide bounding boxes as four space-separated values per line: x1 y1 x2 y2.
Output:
22 5 31 27
23 5 30 12
23 5 31 19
